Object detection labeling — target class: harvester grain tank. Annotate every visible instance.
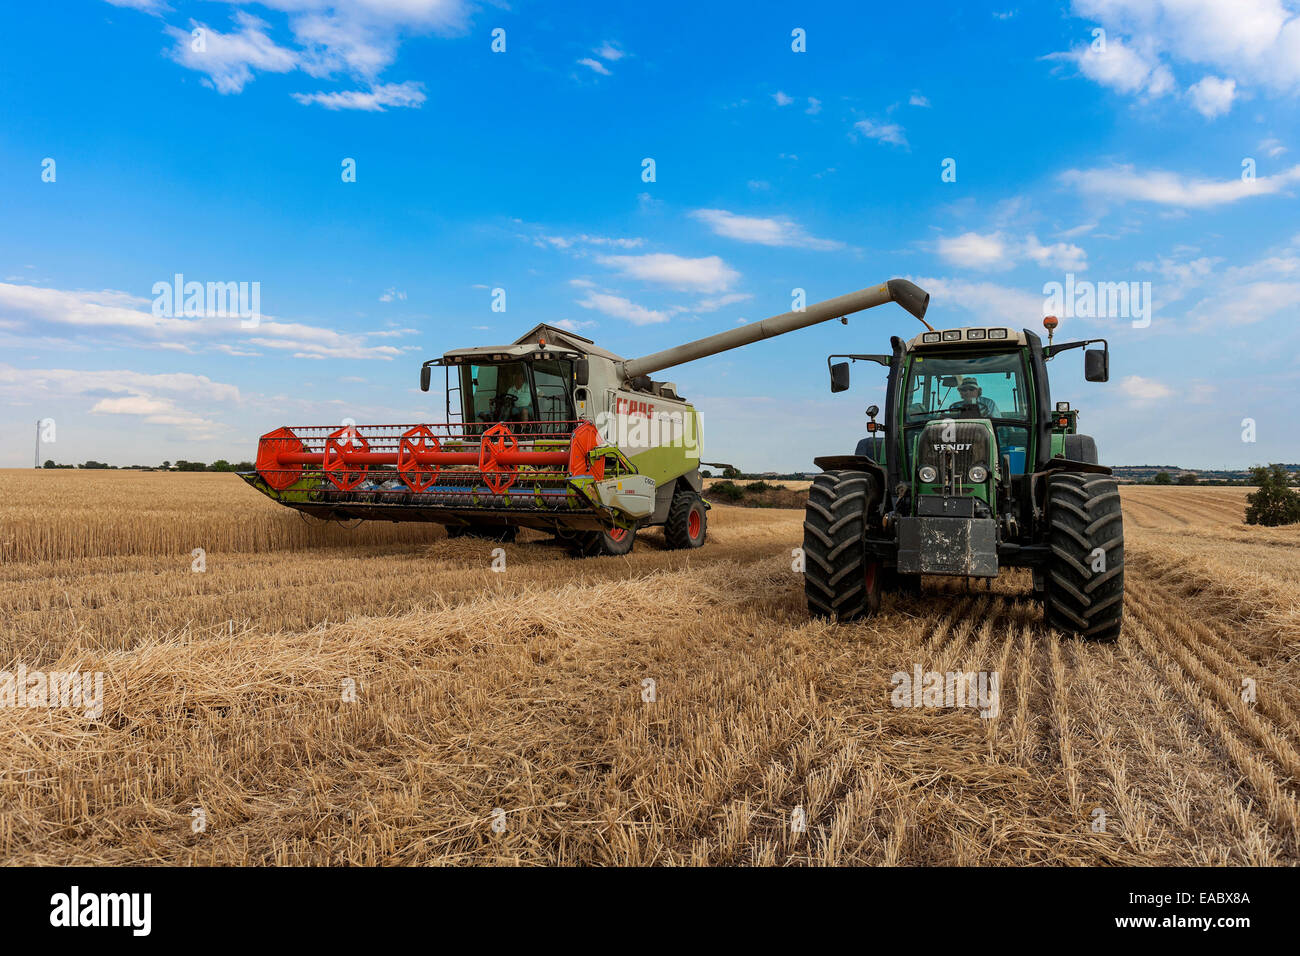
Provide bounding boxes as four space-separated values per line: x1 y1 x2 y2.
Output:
243 280 930 555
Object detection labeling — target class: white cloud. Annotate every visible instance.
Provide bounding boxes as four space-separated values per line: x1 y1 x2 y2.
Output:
772 90 793 106
594 41 625 61
164 13 298 94
912 277 1048 324
577 292 670 326
1061 162 1300 207
578 57 611 76
936 230 1087 271
151 2 472 98
379 287 407 302
1119 375 1173 400
292 81 426 111
1187 75 1236 117
1024 235 1089 271
104 0 169 13
853 119 908 147
0 282 400 360
596 253 740 293
909 93 931 107
1259 137 1288 157
936 232 1010 270
1047 34 1174 98
805 97 822 115
1060 0 1300 107
690 208 843 251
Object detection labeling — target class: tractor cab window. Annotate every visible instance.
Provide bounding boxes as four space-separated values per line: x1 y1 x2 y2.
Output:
903 352 1030 423
462 362 537 424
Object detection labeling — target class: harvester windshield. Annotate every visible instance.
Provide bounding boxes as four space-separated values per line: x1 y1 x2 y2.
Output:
458 360 574 426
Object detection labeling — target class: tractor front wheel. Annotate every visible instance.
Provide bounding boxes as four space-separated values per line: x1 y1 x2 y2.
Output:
664 489 707 549
1044 472 1125 641
803 469 881 621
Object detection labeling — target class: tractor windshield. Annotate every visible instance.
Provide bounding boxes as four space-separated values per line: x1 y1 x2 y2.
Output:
901 350 1034 475
903 352 1029 423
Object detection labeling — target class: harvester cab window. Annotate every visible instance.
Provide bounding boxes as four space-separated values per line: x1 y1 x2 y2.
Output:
464 362 537 423
530 359 574 425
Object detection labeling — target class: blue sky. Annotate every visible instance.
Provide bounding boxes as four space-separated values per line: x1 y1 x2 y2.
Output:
1 0 1298 470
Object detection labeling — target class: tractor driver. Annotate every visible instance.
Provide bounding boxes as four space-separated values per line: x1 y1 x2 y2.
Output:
950 376 1000 418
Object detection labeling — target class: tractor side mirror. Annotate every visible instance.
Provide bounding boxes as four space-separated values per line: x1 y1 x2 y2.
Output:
420 365 432 392
574 358 590 386
830 362 851 393
1084 347 1109 382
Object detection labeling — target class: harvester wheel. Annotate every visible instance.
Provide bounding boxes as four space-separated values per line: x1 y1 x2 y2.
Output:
803 470 881 622
1044 472 1124 642
664 489 707 549
572 526 636 557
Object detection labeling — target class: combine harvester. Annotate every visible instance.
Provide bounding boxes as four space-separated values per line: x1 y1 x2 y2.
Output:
243 280 930 555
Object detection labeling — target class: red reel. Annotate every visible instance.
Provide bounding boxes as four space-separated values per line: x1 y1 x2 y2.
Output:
398 425 441 492
478 423 519 494
256 426 306 491
567 420 605 481
323 426 370 491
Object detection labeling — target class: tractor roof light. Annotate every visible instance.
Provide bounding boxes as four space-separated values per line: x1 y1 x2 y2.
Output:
1056 401 1070 412
922 332 941 344
987 328 1008 339
967 328 987 340
942 330 962 342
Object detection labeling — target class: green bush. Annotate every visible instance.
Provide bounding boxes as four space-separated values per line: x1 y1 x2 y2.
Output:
1245 464 1300 527
709 480 745 502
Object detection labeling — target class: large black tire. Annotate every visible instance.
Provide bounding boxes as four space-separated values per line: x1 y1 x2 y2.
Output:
664 489 707 549
803 470 882 621
446 523 517 543
571 526 635 557
1044 472 1124 641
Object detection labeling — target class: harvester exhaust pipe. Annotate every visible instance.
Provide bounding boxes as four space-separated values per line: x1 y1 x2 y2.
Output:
619 279 930 380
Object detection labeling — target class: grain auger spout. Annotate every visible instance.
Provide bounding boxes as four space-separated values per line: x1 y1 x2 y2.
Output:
241 279 930 556
619 279 930 380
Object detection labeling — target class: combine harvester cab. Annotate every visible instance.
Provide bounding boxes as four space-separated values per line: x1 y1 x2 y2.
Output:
242 280 930 555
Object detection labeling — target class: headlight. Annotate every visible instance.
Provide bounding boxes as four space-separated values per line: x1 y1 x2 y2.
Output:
922 332 941 343
968 464 989 483
918 465 938 483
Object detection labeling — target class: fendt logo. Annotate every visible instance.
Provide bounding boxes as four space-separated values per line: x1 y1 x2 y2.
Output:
932 443 973 452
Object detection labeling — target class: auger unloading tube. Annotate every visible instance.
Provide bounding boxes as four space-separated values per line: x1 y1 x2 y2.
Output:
241 279 930 553
620 279 930 380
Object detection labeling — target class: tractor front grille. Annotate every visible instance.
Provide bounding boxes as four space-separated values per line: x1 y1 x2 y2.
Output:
915 420 992 486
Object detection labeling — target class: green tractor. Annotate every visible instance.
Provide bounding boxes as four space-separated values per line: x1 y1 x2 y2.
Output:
804 313 1124 641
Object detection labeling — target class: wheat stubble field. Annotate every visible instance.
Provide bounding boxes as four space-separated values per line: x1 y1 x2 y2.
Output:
1 470 1297 865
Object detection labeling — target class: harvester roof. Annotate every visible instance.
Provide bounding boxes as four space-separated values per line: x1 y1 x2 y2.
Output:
439 323 625 364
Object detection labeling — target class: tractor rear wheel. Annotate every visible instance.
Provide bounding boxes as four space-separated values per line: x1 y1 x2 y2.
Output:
571 526 636 557
803 469 882 621
1044 472 1124 641
664 489 707 549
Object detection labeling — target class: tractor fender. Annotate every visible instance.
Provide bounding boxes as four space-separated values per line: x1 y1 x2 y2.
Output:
1028 457 1113 520
1063 433 1099 465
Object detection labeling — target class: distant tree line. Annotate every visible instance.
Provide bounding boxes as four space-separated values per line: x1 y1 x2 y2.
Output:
42 459 254 472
